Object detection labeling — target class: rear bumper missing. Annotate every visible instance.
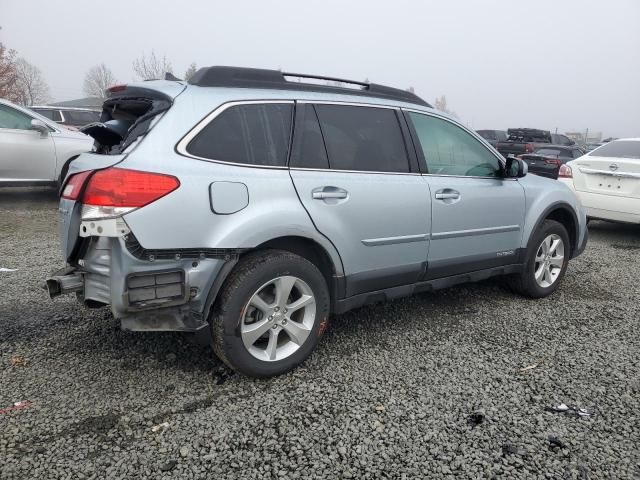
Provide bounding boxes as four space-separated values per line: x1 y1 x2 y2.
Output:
47 235 230 335
46 267 84 298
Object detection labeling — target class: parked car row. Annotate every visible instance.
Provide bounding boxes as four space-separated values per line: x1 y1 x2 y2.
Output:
518 146 585 179
477 128 576 152
1 67 636 378
475 127 586 179
476 126 638 224
0 99 94 186
560 139 640 224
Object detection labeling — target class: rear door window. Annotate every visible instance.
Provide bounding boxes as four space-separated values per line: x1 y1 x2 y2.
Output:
187 103 293 167
314 104 409 173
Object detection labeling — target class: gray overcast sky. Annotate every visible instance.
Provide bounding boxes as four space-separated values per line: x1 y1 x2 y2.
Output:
2 0 639 137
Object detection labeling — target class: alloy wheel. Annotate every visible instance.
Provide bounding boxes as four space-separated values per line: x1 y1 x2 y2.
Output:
241 276 316 362
534 234 565 288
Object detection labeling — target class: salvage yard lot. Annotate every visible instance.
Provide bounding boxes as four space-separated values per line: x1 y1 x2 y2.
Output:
1 188 639 479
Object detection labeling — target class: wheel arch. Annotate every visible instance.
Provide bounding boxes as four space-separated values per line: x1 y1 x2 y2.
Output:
527 202 579 257
203 235 345 320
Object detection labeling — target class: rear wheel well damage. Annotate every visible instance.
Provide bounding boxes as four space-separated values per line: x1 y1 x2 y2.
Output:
255 236 337 290
206 236 340 322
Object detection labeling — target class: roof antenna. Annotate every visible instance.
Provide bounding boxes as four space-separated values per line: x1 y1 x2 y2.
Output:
165 72 182 81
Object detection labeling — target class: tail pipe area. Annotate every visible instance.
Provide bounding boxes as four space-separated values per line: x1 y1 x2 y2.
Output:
46 268 83 298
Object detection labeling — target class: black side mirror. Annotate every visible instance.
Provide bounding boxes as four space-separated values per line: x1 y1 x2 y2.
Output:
505 155 528 178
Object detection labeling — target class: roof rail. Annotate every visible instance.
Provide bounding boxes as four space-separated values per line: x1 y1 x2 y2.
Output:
188 66 431 108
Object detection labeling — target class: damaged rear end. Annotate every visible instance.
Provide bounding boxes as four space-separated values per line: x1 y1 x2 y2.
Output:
46 81 217 338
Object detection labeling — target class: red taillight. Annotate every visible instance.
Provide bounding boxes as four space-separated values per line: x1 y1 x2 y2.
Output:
524 143 534 153
558 164 573 178
107 84 127 93
82 168 180 207
61 170 94 200
544 158 562 166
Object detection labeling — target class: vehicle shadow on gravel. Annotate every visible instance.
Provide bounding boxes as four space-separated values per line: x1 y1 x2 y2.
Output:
587 219 640 245
54 311 225 373
0 187 58 208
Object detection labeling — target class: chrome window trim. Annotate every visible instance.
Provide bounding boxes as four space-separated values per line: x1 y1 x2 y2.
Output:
289 167 420 176
297 99 398 110
175 100 295 170
177 99 417 174
402 108 509 180
421 173 513 180
176 98 511 179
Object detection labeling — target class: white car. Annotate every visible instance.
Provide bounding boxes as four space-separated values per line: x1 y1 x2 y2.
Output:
559 138 640 224
0 98 94 187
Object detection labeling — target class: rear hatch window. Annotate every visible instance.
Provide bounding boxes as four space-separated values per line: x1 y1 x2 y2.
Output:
589 141 640 159
81 86 176 154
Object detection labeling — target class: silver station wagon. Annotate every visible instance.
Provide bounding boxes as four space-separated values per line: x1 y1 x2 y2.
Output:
47 67 588 377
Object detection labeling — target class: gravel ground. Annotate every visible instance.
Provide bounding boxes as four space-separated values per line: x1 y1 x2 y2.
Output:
1 188 639 479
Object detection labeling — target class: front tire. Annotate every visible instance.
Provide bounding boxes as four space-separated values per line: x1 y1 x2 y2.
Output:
509 220 570 298
211 250 330 377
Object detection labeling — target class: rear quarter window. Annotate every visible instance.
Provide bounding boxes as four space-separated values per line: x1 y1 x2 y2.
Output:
186 103 293 167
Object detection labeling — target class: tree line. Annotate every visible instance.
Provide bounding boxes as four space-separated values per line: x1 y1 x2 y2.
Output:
0 41 198 105
1 40 454 114
0 42 50 105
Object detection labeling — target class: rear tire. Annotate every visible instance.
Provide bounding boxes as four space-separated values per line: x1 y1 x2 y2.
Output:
508 220 570 298
211 250 330 377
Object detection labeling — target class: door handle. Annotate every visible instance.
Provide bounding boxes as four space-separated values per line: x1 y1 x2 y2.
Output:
435 190 460 200
312 188 348 200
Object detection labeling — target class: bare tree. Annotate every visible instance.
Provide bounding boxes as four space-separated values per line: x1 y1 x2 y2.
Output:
0 42 19 102
183 62 197 82
83 63 117 98
13 58 50 105
132 51 172 81
434 95 458 118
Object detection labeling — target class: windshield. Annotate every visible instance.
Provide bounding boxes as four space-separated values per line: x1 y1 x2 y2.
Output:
589 140 640 159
